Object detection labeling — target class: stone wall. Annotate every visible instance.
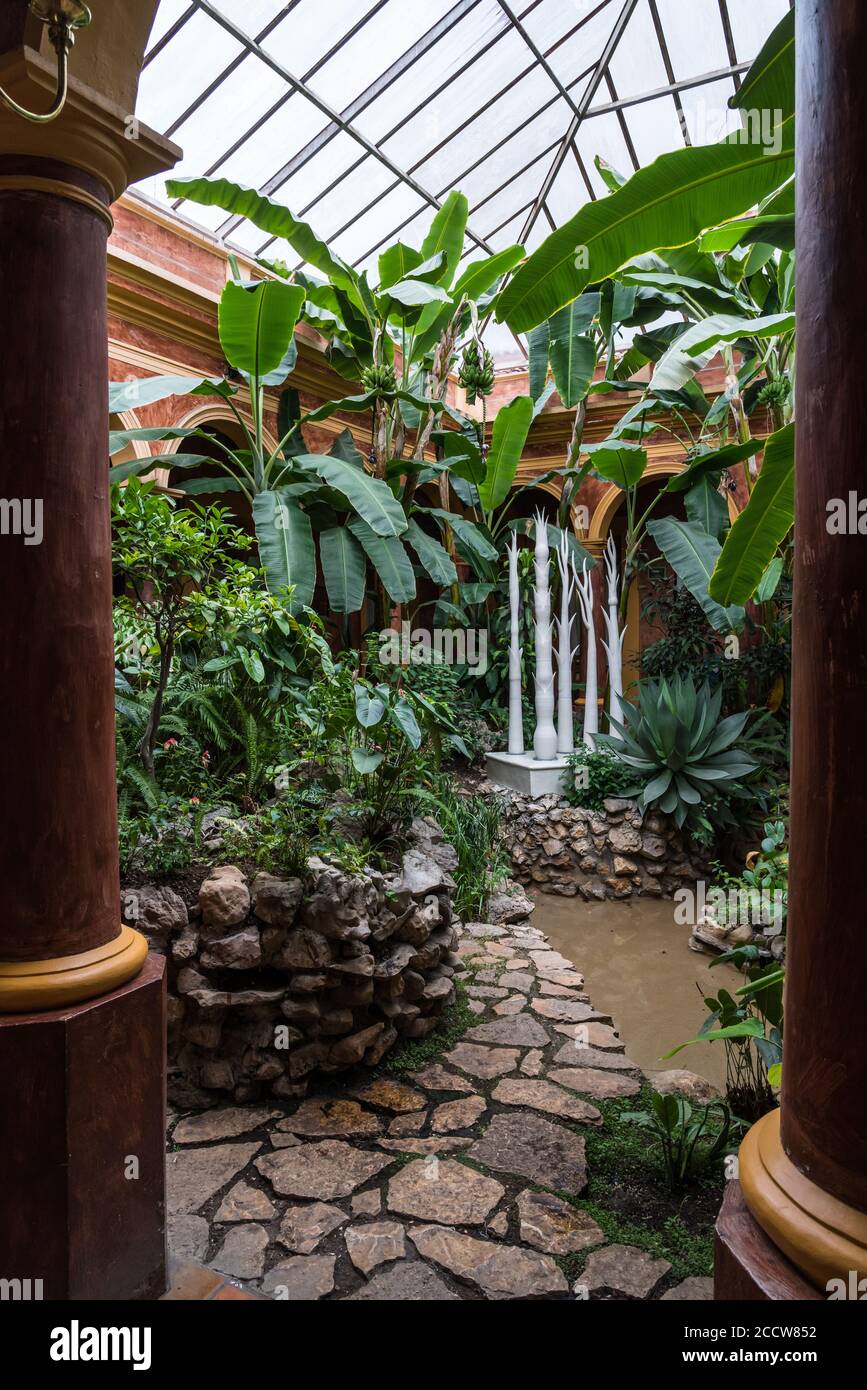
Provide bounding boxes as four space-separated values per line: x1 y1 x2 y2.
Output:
123 818 462 1109
499 792 708 900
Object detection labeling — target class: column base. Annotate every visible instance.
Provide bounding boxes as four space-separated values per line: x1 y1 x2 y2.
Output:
0 924 147 1012
738 1110 867 1292
715 1179 822 1300
0 952 167 1300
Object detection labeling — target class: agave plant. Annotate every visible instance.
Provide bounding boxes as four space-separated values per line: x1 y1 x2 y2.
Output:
597 674 757 827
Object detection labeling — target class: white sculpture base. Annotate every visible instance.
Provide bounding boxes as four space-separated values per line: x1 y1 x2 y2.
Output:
486 751 569 798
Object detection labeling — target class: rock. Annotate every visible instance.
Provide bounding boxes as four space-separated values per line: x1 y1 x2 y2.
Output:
132 885 188 949
252 872 303 927
409 1225 567 1300
493 994 526 1017
347 1260 459 1301
172 1106 277 1144
661 1276 714 1300
199 865 250 931
215 1181 276 1223
278 1201 348 1254
487 888 535 925
650 1069 721 1103
640 834 668 860
210 1223 268 1280
399 847 456 897
536 969 585 988
273 927 333 970
529 950 576 973
376 1137 472 1156
199 926 262 971
256 1140 392 1199
469 1112 588 1192
278 1099 382 1139
466 1014 551 1048
351 1189 382 1217
488 1211 508 1237
491 1079 602 1125
517 1190 604 1254
466 984 508 1000
166 1143 260 1216
430 1095 487 1133
387 1158 504 1225
531 998 601 1024
262 1254 335 1300
497 971 535 993
410 1063 477 1094
444 1043 521 1080
328 1024 384 1067
581 1244 671 1299
345 1221 406 1276
167 1214 209 1263
351 1078 427 1113
388 1111 426 1137
551 1041 639 1071
548 1067 641 1100
520 1049 545 1077
463 922 507 938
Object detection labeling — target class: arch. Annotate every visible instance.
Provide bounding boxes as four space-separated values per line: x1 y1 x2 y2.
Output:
157 402 278 490
586 460 686 546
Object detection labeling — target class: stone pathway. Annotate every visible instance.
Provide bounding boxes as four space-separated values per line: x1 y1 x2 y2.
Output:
166 908 713 1301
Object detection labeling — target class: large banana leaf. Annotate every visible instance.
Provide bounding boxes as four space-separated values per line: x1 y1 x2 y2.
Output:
304 388 441 424
377 242 423 290
647 516 744 633
109 426 202 454
108 374 232 413
419 508 498 562
452 245 524 302
165 176 357 289
547 296 599 408
527 321 550 401
584 440 647 488
404 518 458 586
298 454 407 537
477 394 534 511
420 191 468 288
651 311 794 391
319 526 366 613
664 439 764 492
685 477 727 540
218 280 305 380
253 490 316 610
497 120 794 332
708 423 794 605
108 453 210 484
347 516 416 603
731 10 794 122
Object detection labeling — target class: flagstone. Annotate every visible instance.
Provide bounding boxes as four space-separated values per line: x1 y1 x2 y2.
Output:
387 1158 504 1225
580 1244 671 1300
410 1063 476 1094
517 1190 605 1255
261 1255 335 1300
215 1180 276 1222
409 1224 567 1300
444 1042 521 1079
278 1098 382 1138
173 1106 279 1144
468 1112 588 1192
256 1140 392 1200
548 1067 641 1099
491 1078 602 1125
345 1221 406 1276
167 1143 260 1216
278 1201 348 1254
466 1013 551 1048
350 1078 428 1112
430 1095 487 1132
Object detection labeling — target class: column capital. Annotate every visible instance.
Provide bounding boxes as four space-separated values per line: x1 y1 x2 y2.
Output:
0 46 178 202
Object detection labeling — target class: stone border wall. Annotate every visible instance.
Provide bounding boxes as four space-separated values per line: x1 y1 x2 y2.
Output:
122 818 463 1109
497 793 708 900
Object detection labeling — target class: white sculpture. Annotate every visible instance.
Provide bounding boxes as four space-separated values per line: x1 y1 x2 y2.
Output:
574 557 598 750
555 532 577 754
532 511 558 760
507 530 524 755
602 534 626 737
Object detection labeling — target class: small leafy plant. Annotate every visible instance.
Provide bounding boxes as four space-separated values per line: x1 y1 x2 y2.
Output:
562 744 636 811
620 1091 735 1191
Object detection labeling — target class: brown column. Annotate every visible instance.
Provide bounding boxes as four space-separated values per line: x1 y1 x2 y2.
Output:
0 20 179 1298
718 0 867 1294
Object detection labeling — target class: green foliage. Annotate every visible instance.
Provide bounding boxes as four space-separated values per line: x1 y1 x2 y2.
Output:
709 820 788 933
562 745 636 811
663 944 784 1121
411 778 511 920
597 674 757 830
119 800 196 881
385 980 477 1076
620 1092 737 1192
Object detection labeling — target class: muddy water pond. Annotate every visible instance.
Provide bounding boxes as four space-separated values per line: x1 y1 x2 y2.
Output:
531 893 742 1093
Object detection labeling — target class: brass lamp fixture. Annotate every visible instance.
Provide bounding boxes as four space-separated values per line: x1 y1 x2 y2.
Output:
0 1 92 124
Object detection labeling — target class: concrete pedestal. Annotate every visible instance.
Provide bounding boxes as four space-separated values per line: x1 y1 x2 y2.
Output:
0 954 167 1300
486 751 570 797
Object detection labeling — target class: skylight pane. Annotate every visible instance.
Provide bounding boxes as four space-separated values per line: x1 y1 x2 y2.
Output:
136 11 243 132
678 77 740 146
273 131 364 214
255 0 368 77
543 2 622 90
162 57 288 182
471 149 553 232
330 184 429 265
620 94 686 165
574 111 638 195
306 159 403 241
450 102 571 208
607 0 670 98
353 1 510 148
209 93 331 192
653 0 729 81
145 0 192 54
723 0 790 62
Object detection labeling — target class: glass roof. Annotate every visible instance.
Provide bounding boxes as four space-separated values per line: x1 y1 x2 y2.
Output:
134 0 792 362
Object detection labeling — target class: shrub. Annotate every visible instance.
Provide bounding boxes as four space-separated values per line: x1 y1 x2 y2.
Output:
562 744 637 811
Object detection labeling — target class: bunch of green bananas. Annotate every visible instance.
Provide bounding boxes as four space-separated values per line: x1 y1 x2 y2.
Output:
756 376 790 410
458 339 495 403
361 362 398 395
